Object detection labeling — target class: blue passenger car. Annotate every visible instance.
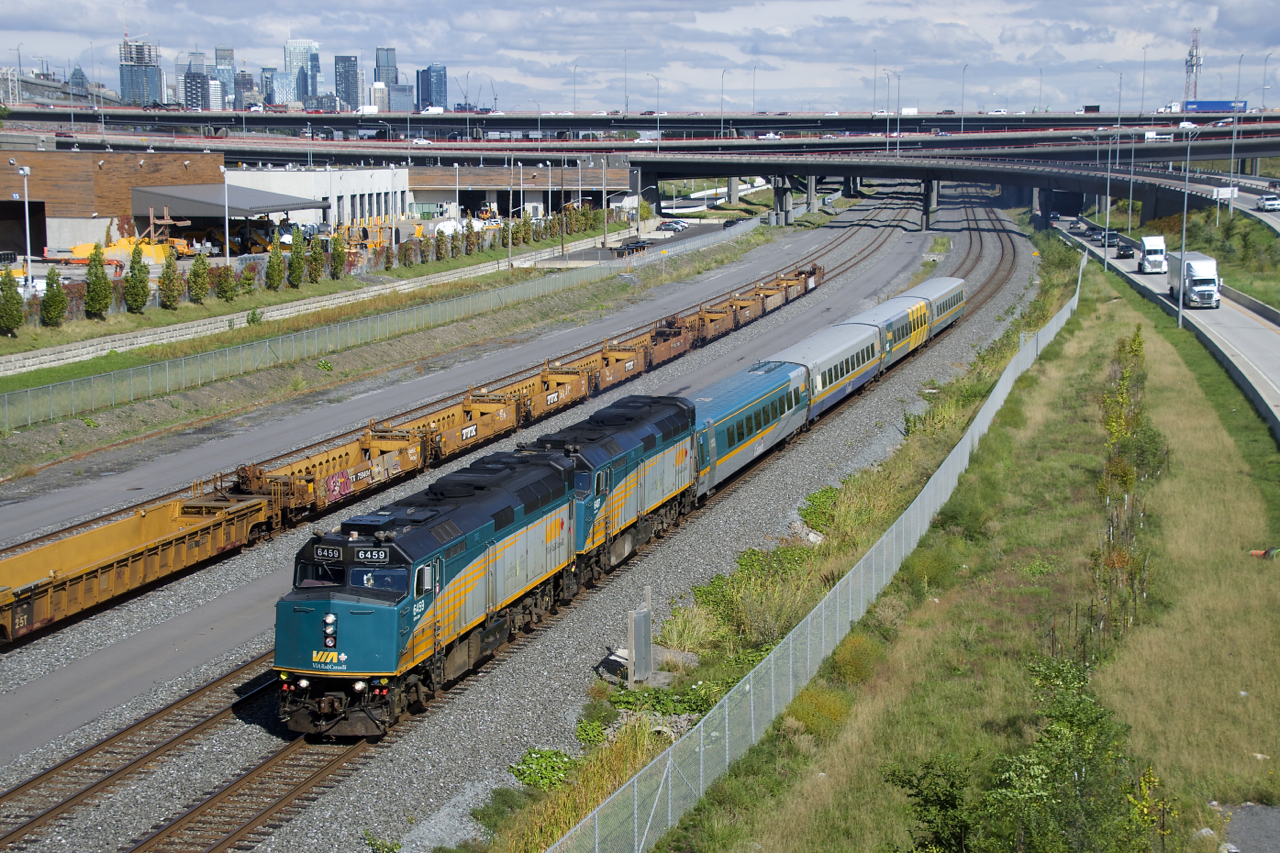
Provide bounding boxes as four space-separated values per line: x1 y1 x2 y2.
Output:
693 362 808 495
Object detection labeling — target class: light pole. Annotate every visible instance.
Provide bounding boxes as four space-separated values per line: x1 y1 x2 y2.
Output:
647 73 660 152
217 164 230 265
752 65 757 113
721 68 732 137
1038 68 1042 113
895 73 902 156
873 51 877 115
9 160 31 284
1102 129 1115 273
1140 45 1150 116
1228 53 1242 218
306 121 313 167
1265 53 1274 111
884 71 891 152
1177 129 1198 330
1099 65 1122 127
624 50 628 116
453 162 460 223
961 64 968 134
529 99 541 151
572 64 578 113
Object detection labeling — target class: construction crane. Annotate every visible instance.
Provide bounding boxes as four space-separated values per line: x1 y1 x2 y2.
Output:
1185 28 1203 102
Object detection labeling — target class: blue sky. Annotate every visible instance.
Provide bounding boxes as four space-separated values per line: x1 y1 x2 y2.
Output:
3 0 1277 112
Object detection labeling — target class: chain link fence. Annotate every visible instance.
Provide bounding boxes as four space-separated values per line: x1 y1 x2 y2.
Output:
0 218 759 430
549 272 1081 853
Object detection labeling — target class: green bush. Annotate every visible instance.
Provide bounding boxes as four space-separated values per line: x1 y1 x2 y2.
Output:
84 242 112 318
187 253 209 305
264 234 284 291
213 263 237 303
831 631 885 686
40 265 68 327
0 267 22 336
330 231 346 280
787 683 852 741
157 252 183 310
306 235 324 283
123 244 149 314
287 227 304 287
509 748 579 792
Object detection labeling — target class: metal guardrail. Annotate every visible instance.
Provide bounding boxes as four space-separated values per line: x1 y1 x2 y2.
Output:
0 219 758 431
548 266 1082 853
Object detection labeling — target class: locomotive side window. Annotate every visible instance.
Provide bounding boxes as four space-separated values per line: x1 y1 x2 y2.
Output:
414 565 426 596
595 470 607 496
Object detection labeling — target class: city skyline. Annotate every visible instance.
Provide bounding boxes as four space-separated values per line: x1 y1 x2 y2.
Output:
1 1 1277 114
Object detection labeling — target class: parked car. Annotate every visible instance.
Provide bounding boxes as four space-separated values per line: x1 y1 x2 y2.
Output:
656 222 682 232
722 219 739 229
1115 244 1135 259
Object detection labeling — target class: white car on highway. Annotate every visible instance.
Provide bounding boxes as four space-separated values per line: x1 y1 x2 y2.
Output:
1257 195 1280 212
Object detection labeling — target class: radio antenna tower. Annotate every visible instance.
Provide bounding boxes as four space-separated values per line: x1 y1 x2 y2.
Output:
1184 28 1203 101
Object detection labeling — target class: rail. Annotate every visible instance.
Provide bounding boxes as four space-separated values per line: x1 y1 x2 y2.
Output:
546 246 1083 853
0 219 758 431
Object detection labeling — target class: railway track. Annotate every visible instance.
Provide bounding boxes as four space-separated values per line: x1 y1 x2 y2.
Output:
0 653 276 850
1 190 1022 853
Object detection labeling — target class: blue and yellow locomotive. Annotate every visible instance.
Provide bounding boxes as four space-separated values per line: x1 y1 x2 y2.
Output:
275 396 696 736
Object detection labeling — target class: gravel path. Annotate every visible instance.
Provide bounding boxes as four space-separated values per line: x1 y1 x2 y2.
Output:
0 185 1040 853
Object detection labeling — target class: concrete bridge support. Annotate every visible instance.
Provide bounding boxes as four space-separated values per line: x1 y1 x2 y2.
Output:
728 177 739 205
1035 187 1054 229
921 179 938 231
772 176 795 225
807 176 817 211
842 176 860 198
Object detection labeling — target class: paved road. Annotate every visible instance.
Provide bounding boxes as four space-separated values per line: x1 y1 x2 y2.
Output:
1056 223 1280 429
0 187 939 763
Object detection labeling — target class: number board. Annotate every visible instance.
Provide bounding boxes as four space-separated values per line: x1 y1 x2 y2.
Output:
314 546 342 561
355 548 389 564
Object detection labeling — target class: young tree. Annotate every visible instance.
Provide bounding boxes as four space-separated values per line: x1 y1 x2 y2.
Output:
0 267 23 337
85 242 112 319
238 261 257 295
187 253 209 305
434 229 447 262
462 219 475 255
214 263 237 302
329 231 345 280
287 227 305 287
40 265 69 327
449 230 462 259
264 234 285 291
157 251 183 310
500 222 510 248
306 235 324 283
123 243 149 314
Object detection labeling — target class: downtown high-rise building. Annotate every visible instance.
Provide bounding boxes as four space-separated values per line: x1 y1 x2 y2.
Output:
211 46 234 110
119 37 164 106
233 69 254 110
374 47 397 84
334 55 359 110
280 39 320 102
417 64 446 110
261 66 277 104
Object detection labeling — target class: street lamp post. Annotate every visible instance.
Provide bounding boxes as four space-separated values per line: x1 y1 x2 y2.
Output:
624 50 628 116
1229 54 1243 218
1265 53 1274 111
873 51 877 115
573 64 578 113
647 73 660 152
1099 65 1122 127
1177 129 1198 330
721 68 732 137
217 164 230 265
9 160 31 284
895 73 902 156
1038 68 1042 113
529 99 541 151
306 121 313 167
752 65 757 114
1102 129 1115 273
961 64 968 134
884 71 891 152
453 162 460 223
1140 45 1149 116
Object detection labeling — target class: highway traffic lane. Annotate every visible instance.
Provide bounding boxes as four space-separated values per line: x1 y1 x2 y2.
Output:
0 563 289 767
0 204 879 545
0 204 910 764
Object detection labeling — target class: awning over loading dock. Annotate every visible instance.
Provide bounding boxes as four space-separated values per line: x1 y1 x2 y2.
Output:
131 184 330 219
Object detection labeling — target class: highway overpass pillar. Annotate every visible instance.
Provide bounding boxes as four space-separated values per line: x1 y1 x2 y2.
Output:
1249 158 1260 177
1035 187 1054 229
773 176 794 224
806 176 817 211
921 179 938 231
728 178 739 205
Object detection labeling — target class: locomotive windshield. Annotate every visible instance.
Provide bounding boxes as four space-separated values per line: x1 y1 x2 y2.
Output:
350 567 408 595
295 561 345 588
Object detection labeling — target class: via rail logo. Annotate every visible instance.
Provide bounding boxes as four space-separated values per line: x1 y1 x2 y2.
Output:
312 650 349 670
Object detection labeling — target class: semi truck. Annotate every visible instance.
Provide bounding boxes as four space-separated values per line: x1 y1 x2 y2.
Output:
1138 236 1168 274
1168 251 1221 309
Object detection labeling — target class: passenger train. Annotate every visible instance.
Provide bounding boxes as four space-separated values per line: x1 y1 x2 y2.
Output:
274 277 965 735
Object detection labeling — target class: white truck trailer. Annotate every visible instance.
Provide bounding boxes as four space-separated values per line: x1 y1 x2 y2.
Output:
1168 251 1221 309
1138 236 1168 274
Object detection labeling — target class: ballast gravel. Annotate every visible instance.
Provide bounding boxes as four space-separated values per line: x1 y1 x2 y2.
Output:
0 187 1042 853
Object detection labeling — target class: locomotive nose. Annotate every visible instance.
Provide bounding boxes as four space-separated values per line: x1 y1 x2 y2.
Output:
273 599 398 676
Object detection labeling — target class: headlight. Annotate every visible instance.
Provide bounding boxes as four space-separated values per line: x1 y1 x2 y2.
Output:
324 637 336 648
353 680 367 693
296 678 310 689
323 613 337 625
324 625 336 636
